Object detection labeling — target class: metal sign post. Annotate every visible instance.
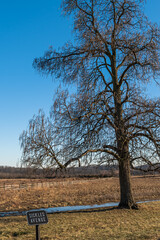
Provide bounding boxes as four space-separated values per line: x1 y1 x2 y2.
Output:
36 225 40 240
27 210 48 240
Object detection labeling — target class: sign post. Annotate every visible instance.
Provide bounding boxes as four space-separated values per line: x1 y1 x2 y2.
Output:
36 225 40 240
27 210 48 240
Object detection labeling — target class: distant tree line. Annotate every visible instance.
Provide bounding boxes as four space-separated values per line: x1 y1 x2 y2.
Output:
0 165 159 179
0 166 40 179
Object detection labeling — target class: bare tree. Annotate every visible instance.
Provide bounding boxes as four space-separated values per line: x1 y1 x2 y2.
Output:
21 0 160 208
20 110 66 169
19 109 82 169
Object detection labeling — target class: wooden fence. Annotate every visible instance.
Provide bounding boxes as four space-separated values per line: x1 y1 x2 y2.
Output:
0 179 98 191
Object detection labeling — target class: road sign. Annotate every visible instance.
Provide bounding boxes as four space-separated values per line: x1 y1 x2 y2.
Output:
27 210 48 240
27 210 48 225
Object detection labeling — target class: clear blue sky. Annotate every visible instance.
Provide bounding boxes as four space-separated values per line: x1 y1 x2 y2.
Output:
0 0 159 167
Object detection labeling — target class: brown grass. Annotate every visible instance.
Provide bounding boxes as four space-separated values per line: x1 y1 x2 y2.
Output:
0 175 160 212
0 202 160 239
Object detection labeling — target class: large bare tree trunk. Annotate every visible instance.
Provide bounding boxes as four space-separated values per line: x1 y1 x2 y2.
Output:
118 157 138 209
113 82 138 209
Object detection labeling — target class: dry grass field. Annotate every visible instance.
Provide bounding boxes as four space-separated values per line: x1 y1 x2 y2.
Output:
0 176 160 239
0 175 160 212
0 201 160 239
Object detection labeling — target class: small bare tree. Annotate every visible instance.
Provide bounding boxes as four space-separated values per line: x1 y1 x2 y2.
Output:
20 0 160 209
20 110 61 169
19 109 82 169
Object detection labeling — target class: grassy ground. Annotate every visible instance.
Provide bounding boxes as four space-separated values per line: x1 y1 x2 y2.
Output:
0 176 160 212
0 202 160 239
0 176 160 239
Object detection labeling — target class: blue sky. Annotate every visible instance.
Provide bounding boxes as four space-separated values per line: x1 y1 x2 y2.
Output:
0 0 159 167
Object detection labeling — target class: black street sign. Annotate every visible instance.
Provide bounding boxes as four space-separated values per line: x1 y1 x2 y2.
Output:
27 210 48 225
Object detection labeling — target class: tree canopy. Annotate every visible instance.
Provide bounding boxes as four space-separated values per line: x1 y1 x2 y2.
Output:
20 0 160 208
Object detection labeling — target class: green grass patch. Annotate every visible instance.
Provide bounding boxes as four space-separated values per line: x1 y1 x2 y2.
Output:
0 202 160 239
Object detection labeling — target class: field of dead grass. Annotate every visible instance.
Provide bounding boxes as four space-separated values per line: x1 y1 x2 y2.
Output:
0 202 160 239
0 175 160 212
